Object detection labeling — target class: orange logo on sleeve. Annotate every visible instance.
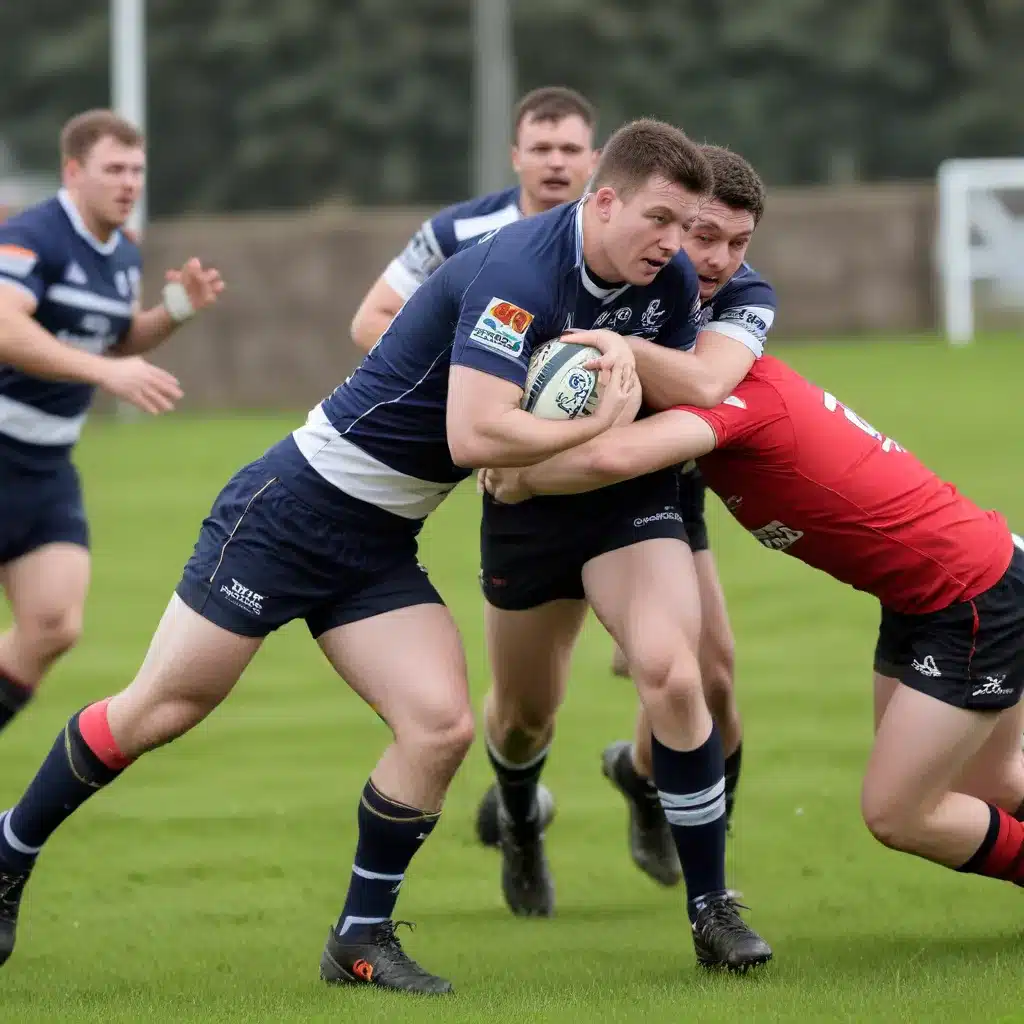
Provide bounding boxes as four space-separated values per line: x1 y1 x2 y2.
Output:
489 301 534 335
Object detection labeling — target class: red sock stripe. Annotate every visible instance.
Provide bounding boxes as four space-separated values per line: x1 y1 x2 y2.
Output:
980 806 1024 880
77 699 133 771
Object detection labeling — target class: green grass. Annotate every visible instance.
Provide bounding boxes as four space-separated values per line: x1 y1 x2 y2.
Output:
1 333 1024 1023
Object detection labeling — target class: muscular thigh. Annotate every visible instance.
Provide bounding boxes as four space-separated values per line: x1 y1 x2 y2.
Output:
484 598 588 714
319 602 471 735
2 542 91 627
583 537 701 669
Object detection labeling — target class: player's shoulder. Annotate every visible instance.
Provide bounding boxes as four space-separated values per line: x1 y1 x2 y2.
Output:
0 196 65 247
430 185 522 254
714 262 777 311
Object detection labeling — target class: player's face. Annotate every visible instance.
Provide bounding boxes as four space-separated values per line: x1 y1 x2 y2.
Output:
65 135 146 233
682 201 756 300
512 115 597 214
593 175 704 286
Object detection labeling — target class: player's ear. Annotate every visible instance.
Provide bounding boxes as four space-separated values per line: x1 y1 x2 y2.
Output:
587 148 601 175
592 185 617 222
62 157 82 187
509 143 521 174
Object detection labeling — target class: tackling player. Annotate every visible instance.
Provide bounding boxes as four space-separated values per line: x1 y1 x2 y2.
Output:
0 119 706 995
350 85 599 352
483 355 1024 899
0 110 222 738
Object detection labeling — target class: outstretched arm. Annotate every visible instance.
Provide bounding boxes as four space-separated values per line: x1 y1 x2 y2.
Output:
484 409 717 501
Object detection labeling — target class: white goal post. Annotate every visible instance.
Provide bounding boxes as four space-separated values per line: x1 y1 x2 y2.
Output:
938 157 1024 345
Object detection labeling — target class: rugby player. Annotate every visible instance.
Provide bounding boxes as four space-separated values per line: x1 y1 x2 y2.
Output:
475 148 776 891
0 119 707 995
0 110 221 737
475 144 774 970
483 354 1024 898
350 85 599 353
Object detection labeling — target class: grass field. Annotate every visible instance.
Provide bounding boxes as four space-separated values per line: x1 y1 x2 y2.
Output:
1 334 1023 1023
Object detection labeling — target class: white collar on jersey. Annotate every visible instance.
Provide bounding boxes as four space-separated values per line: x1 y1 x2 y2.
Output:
57 189 122 256
574 197 630 304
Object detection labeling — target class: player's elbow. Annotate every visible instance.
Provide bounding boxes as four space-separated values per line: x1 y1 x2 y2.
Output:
687 377 733 409
447 422 488 469
588 439 636 482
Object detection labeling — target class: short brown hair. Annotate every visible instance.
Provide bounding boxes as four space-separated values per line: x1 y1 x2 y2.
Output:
701 145 766 224
513 86 596 141
591 119 712 200
60 109 145 164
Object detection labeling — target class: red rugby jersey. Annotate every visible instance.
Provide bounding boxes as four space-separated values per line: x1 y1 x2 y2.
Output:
685 355 1013 613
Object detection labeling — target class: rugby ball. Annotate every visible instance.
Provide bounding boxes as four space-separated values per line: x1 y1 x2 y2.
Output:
521 340 602 420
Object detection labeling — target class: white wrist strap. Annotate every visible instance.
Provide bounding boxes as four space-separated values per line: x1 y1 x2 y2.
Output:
162 281 195 323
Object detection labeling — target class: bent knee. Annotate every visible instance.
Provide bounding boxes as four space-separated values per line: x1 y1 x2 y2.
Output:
406 703 476 761
861 793 917 852
20 606 84 660
632 647 702 701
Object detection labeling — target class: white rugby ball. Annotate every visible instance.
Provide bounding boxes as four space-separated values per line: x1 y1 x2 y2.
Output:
521 340 602 420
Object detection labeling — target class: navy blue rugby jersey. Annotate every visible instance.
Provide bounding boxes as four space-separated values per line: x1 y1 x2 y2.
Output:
269 199 701 527
382 186 522 301
0 190 140 466
693 261 776 356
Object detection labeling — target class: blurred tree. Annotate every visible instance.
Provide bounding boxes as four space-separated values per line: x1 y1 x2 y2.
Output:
0 0 1020 214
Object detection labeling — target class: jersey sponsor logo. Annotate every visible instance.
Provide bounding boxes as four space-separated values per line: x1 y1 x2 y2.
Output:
640 298 668 332
592 306 633 329
64 261 88 286
718 306 772 345
397 225 444 284
219 577 265 616
634 507 683 529
0 244 38 279
971 674 1012 698
692 306 714 328
750 519 804 551
469 297 534 360
911 654 942 678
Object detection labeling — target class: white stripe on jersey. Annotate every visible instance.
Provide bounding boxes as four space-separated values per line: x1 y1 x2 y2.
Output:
0 247 38 278
701 305 776 358
44 284 133 318
573 199 629 303
0 395 87 446
383 256 428 303
452 203 521 243
291 404 457 519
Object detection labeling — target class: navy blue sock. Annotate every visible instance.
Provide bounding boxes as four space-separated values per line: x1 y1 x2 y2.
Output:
724 743 743 824
0 708 127 872
651 726 727 921
486 734 549 832
335 780 440 940
0 672 34 733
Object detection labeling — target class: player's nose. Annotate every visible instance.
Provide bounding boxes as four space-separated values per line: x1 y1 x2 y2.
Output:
660 222 685 253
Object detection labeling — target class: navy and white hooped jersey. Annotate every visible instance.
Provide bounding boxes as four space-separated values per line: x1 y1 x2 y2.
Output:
0 190 140 464
273 199 701 528
382 186 522 301
694 262 776 356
